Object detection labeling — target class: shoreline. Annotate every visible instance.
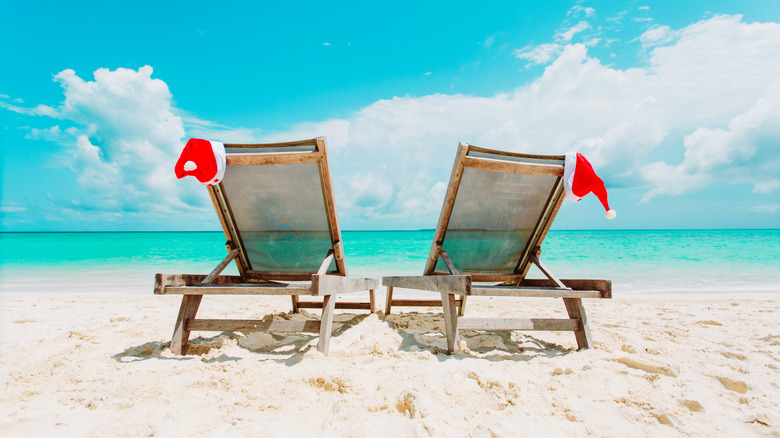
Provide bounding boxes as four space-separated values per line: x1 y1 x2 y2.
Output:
2 288 779 436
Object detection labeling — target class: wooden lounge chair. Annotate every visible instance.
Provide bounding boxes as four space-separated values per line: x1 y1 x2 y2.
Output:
155 137 378 355
383 142 611 353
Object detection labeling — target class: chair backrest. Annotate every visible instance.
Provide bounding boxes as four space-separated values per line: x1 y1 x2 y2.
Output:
424 142 566 282
208 137 346 281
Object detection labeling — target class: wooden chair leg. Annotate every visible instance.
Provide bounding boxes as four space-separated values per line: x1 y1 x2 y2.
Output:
317 295 337 355
369 289 376 313
385 286 394 314
170 294 203 355
291 295 300 313
458 295 468 316
563 297 593 350
440 292 460 354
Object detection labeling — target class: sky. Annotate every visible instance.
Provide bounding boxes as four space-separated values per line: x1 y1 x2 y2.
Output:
1 0 779 231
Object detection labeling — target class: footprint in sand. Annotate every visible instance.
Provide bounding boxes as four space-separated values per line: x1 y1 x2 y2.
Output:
614 357 679 377
717 376 749 394
679 399 704 412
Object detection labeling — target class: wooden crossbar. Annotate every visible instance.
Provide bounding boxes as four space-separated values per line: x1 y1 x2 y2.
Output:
462 156 564 176
469 286 603 298
296 301 373 310
387 299 444 308
457 317 580 331
186 319 321 333
163 283 313 295
225 151 321 166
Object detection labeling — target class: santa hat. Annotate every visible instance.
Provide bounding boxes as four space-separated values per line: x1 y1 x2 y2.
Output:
563 152 616 220
174 138 226 186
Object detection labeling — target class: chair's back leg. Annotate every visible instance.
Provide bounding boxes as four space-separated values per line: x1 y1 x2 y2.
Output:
458 295 467 316
563 297 593 350
385 286 394 314
369 289 376 313
291 295 300 313
170 294 203 355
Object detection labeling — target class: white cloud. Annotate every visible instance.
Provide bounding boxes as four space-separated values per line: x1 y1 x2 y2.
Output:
753 180 780 194
181 115 262 143
568 5 595 18
514 43 563 65
4 15 780 229
4 66 213 218
484 34 496 49
607 11 629 24
638 24 678 47
556 21 592 43
749 204 780 213
0 205 28 213
0 99 58 117
262 15 780 227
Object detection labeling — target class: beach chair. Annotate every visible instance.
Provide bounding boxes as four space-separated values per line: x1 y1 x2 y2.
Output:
155 137 378 355
383 142 611 353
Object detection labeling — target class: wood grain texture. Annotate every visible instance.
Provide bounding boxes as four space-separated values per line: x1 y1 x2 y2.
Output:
382 275 470 294
457 317 580 331
170 295 203 355
225 151 321 166
187 319 321 333
462 156 564 176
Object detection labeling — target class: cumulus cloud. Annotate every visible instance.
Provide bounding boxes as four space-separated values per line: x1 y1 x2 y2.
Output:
4 15 780 229
267 15 780 227
3 66 215 218
50 66 204 214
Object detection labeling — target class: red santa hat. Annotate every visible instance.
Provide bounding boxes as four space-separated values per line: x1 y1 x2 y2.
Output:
174 138 226 186
563 152 616 220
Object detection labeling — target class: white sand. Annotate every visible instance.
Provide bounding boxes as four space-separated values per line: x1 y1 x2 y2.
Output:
1 289 779 437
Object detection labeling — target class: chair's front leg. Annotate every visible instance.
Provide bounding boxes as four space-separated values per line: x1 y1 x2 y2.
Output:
563 297 593 350
440 292 460 354
317 294 337 355
170 294 203 355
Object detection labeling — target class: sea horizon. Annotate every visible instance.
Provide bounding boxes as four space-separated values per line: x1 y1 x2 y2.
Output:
1 229 778 296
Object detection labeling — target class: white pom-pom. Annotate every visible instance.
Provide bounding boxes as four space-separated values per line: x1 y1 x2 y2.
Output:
605 209 616 220
183 160 197 171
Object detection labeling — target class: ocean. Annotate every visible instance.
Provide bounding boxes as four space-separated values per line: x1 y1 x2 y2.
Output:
1 230 778 295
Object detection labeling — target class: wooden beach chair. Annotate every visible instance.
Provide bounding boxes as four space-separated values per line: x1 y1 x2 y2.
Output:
383 142 611 353
155 137 378 355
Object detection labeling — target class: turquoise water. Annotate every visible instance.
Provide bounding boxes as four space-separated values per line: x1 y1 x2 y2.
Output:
0 230 778 295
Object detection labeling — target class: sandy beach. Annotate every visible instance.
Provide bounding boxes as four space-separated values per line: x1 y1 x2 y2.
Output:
1 289 778 437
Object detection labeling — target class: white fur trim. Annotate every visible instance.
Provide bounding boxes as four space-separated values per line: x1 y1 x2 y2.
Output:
563 152 581 202
204 141 226 185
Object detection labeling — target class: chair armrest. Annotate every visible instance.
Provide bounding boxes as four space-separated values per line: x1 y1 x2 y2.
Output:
311 274 379 296
382 274 471 295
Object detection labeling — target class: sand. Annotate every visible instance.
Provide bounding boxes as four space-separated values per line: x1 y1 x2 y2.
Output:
1 289 779 437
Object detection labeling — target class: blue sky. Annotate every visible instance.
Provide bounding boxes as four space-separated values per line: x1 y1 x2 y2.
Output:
2 0 779 231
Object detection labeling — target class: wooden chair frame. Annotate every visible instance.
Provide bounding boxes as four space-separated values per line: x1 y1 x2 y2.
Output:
383 142 611 353
155 137 378 355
